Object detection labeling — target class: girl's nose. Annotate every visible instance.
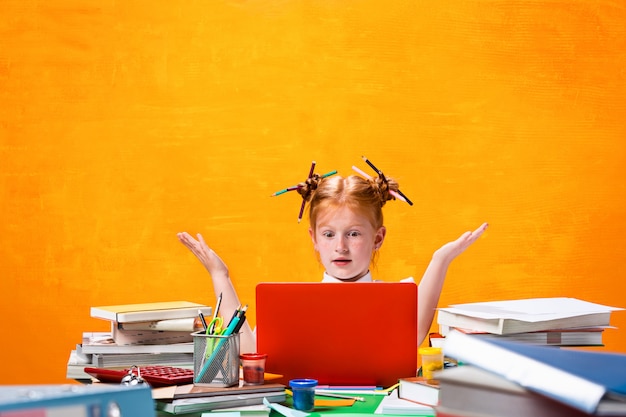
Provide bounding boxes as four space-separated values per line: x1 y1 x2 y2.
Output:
335 237 348 254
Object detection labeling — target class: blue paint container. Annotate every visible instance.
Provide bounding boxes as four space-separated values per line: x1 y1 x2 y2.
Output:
289 378 317 412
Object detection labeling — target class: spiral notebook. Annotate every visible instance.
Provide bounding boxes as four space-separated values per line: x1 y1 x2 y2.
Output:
256 282 418 388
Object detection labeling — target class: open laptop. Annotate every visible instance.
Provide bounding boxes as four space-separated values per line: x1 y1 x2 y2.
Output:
256 282 418 388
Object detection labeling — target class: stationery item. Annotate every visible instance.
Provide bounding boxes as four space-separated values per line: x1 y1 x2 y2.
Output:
359 155 413 205
436 365 606 417
91 301 212 323
374 389 435 416
193 332 241 386
199 311 209 332
256 282 418 388
208 293 223 334
195 305 248 383
351 165 409 205
271 171 337 197
240 353 268 385
443 329 626 415
397 377 440 407
297 161 316 223
289 379 318 412
418 347 443 380
314 390 365 402
84 365 194 387
436 297 621 335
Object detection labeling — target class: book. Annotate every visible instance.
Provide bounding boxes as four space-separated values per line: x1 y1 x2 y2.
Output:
117 317 199 332
443 329 626 415
397 377 440 407
79 332 194 354
91 352 193 368
437 297 621 335
436 365 621 417
374 389 435 416
91 301 211 323
112 324 195 346
66 350 93 381
152 382 286 401
155 392 286 415
439 325 608 346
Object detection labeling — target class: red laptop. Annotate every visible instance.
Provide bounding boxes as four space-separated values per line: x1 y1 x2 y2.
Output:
256 282 418 388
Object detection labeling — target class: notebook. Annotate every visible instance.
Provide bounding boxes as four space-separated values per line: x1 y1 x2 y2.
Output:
256 282 418 388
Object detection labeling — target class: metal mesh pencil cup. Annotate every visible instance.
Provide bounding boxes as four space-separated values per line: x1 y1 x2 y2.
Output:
192 331 240 387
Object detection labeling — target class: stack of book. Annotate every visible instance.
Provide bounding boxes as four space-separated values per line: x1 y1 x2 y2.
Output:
437 297 622 347
152 381 286 415
67 301 211 381
437 329 626 417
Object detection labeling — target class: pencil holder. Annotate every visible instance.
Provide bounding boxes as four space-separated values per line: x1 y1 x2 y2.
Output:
192 331 240 387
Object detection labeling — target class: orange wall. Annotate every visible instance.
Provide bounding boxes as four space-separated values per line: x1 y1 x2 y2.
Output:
1 1 625 384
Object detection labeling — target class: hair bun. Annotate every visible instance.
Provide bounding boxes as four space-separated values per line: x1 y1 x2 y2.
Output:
373 172 399 207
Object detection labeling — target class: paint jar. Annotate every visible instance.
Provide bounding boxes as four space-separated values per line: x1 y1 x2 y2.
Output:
419 347 444 380
289 378 317 412
240 353 267 385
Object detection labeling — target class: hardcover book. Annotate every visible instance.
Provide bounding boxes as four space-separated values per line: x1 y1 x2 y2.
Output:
443 329 626 415
397 376 440 407
437 297 620 335
90 301 211 323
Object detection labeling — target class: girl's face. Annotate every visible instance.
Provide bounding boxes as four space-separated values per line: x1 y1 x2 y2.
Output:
309 205 386 281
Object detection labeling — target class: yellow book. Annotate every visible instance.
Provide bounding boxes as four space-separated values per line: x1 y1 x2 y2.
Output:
90 301 211 323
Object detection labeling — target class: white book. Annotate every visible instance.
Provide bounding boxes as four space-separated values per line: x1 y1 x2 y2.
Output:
375 389 435 416
112 323 195 346
437 297 621 335
79 332 194 354
117 317 199 332
91 301 211 323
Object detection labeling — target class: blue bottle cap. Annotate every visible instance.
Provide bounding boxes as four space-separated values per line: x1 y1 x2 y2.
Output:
289 378 318 388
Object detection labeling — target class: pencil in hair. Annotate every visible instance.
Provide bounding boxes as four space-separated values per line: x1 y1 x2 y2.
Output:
297 161 316 222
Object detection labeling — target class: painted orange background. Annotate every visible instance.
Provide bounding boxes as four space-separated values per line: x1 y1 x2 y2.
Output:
1 1 625 384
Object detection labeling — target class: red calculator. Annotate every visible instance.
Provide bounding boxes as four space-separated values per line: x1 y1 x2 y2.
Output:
84 365 194 387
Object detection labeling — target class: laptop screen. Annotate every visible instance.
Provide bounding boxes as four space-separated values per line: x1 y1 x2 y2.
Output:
256 282 418 388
